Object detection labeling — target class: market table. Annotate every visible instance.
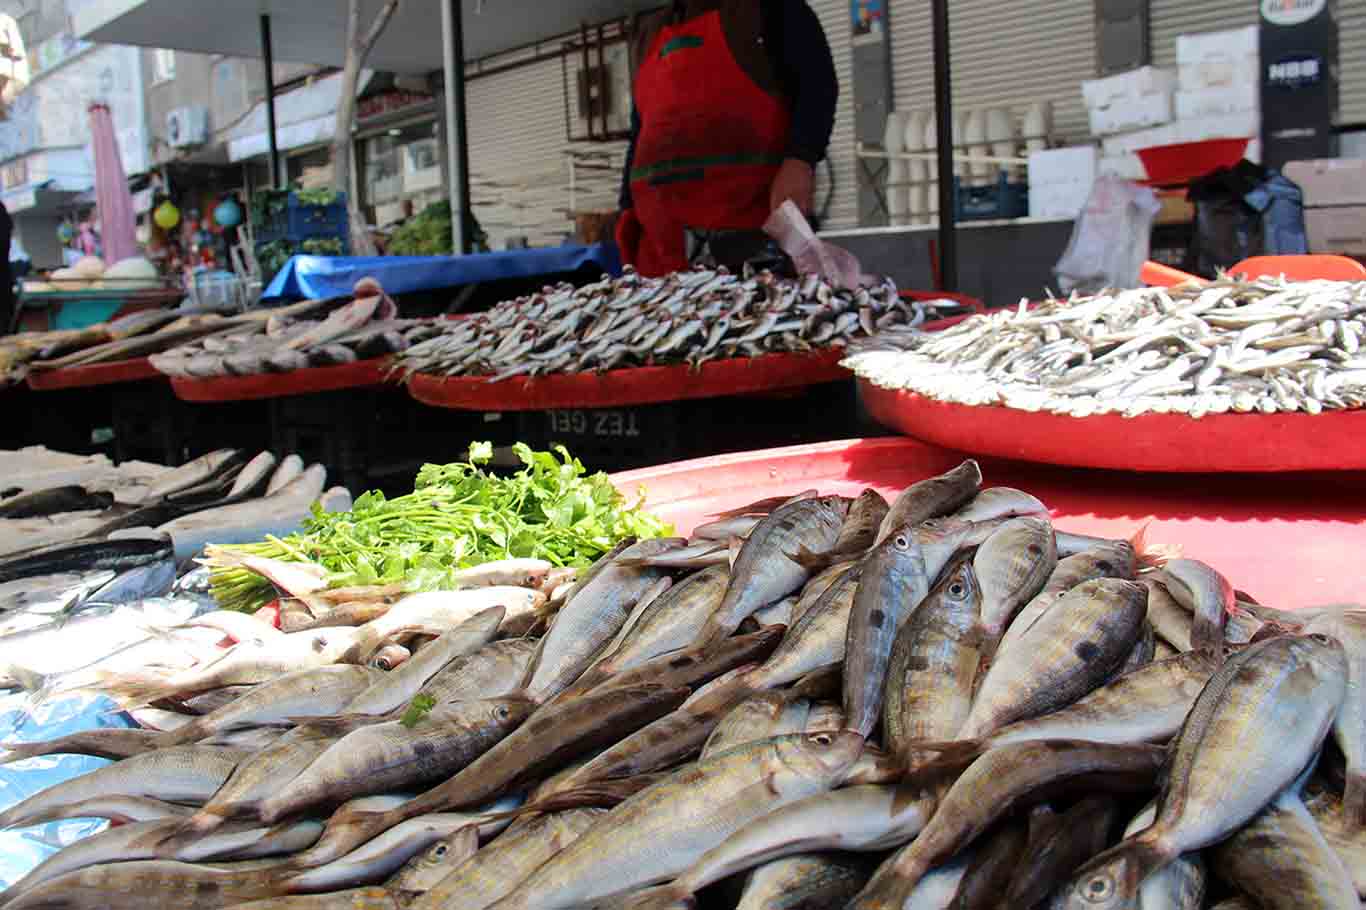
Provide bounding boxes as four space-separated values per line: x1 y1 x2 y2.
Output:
262 244 622 301
168 359 394 403
611 436 1366 608
10 287 184 334
24 358 162 391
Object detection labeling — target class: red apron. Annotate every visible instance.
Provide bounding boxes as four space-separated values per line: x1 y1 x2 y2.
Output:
629 10 791 276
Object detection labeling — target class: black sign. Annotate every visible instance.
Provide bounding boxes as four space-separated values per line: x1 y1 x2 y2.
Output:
1260 0 1338 169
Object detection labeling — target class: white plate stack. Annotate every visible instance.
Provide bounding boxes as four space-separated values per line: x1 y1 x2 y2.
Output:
884 111 911 226
904 111 929 225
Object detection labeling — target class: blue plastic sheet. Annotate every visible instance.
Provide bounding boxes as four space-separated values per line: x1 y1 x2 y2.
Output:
262 243 622 300
0 691 135 891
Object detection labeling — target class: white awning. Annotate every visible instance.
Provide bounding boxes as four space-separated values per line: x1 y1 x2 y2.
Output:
225 71 351 163
73 0 641 73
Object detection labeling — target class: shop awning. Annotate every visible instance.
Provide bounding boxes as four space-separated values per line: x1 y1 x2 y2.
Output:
73 0 638 73
225 72 351 163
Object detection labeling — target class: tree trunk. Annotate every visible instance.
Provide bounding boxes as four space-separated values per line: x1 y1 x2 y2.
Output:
335 0 401 258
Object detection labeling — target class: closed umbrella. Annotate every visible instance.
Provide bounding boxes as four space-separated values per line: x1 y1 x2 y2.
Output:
87 103 138 264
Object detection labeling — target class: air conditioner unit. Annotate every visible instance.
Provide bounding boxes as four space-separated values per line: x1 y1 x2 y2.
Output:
167 106 209 148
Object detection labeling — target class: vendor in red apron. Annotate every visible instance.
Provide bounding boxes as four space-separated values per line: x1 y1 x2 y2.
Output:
615 0 838 277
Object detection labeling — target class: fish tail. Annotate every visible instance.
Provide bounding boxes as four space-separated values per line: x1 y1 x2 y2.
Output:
0 741 54 766
901 739 986 776
1132 522 1181 569
1344 771 1366 832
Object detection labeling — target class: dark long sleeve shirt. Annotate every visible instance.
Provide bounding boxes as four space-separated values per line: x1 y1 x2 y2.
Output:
618 0 838 210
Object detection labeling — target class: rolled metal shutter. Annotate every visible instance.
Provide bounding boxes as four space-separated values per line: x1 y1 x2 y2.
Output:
807 0 859 230
888 1 1097 146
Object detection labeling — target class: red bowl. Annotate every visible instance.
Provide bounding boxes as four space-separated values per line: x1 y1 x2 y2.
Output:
1137 137 1251 186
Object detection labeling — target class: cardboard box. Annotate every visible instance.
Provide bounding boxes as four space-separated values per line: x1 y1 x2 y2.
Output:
1305 206 1366 256
1098 153 1147 181
1283 159 1366 208
1028 146 1100 187
1082 66 1176 109
1029 181 1092 220
1177 26 1259 91
1088 93 1173 137
1155 191 1196 226
1175 84 1259 120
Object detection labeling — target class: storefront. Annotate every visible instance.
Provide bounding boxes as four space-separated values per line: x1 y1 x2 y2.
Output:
354 85 445 230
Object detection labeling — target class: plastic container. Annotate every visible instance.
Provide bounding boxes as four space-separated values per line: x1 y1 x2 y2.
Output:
1136 137 1250 186
954 174 1029 221
253 192 350 246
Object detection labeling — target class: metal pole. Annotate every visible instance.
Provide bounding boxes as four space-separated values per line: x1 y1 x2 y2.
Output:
931 0 957 291
260 14 281 189
442 0 471 255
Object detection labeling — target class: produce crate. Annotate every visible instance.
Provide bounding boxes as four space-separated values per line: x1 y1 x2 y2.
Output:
953 174 1029 221
253 191 350 246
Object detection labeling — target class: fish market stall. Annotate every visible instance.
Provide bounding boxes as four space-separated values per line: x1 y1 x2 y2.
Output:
0 436 1361 907
845 277 1366 472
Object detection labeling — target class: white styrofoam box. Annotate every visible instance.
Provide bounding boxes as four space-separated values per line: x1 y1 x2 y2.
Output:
1081 66 1177 110
1029 181 1092 219
1284 159 1366 208
1102 124 1179 156
1098 154 1147 181
1177 26 1259 91
1305 207 1366 255
1088 93 1173 137
1175 84 1259 121
1101 113 1260 156
1028 146 1100 188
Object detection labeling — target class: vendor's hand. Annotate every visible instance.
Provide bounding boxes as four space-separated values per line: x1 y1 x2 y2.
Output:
770 158 815 215
614 208 642 266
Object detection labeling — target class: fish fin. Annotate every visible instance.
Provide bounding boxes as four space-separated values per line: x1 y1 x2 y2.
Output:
1132 523 1181 570
902 739 987 776
727 537 743 570
711 495 795 518
1344 772 1366 832
784 544 835 571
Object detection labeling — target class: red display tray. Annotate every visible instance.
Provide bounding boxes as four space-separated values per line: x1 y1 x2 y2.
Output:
26 358 162 391
610 437 1366 609
406 349 849 412
170 358 394 402
859 383 1366 473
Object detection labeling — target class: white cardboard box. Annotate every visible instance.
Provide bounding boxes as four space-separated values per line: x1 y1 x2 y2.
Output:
1175 84 1259 121
1177 26 1259 91
1028 146 1100 187
1098 154 1147 181
1088 92 1173 137
1082 66 1177 109
1029 181 1093 219
1305 206 1366 256
1283 159 1366 208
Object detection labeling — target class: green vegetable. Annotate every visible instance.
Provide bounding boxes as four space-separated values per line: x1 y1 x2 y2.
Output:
294 186 340 208
400 694 437 728
386 200 453 257
205 442 671 612
300 237 344 256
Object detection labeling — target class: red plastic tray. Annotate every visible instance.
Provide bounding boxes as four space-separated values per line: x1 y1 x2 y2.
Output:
25 358 162 391
860 383 1366 473
610 437 1366 609
406 349 850 412
170 358 395 402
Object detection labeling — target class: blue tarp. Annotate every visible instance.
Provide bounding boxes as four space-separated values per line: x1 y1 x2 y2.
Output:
0 692 136 891
262 244 622 301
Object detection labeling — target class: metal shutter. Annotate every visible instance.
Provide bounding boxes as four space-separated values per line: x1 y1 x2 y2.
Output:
807 0 859 230
1339 2 1365 126
888 1 1098 147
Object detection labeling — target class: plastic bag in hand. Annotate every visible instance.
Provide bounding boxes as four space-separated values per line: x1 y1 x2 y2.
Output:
1053 176 1161 294
763 201 869 290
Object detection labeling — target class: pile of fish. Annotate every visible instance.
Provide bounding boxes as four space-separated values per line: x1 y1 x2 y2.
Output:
150 285 440 380
844 276 1366 419
0 447 351 565
0 461 1360 908
395 267 971 382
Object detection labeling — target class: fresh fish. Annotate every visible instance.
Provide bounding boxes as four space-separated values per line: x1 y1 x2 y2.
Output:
848 741 1165 908
180 728 342 834
0 859 293 910
486 732 864 910
1144 578 1195 652
957 578 1148 740
176 611 284 645
0 485 114 519
999 542 1136 654
1005 795 1117 907
1211 785 1358 909
875 460 982 546
789 560 858 626
732 852 878 910
1304 789 1366 896
953 818 1027 910
265 454 305 495
0 745 247 830
1121 802 1207 910
0 535 174 584
405 809 609 910
1052 633 1348 910
845 517 996 739
141 448 241 502
342 606 505 715
227 451 280 498
883 553 982 765
791 489 888 568
24 794 196 826
1304 609 1366 829
696 496 847 646
156 664 382 746
423 638 540 706
1160 558 1235 652
614 542 729 570
953 486 1049 523
386 827 481 895
738 564 860 692
702 693 811 760
972 515 1057 650
521 538 678 701
1 727 164 764
257 697 535 823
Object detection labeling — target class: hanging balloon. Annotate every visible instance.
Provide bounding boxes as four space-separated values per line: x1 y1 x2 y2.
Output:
154 200 181 230
213 198 242 228
56 223 74 243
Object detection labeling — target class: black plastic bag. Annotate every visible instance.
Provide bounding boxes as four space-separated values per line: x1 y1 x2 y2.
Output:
1185 160 1307 278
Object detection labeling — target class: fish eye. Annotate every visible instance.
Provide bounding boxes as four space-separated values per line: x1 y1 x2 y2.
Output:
948 582 966 597
811 732 833 745
893 534 909 550
434 844 447 857
1081 874 1116 903
1309 633 1336 646
496 705 510 719
373 658 391 671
